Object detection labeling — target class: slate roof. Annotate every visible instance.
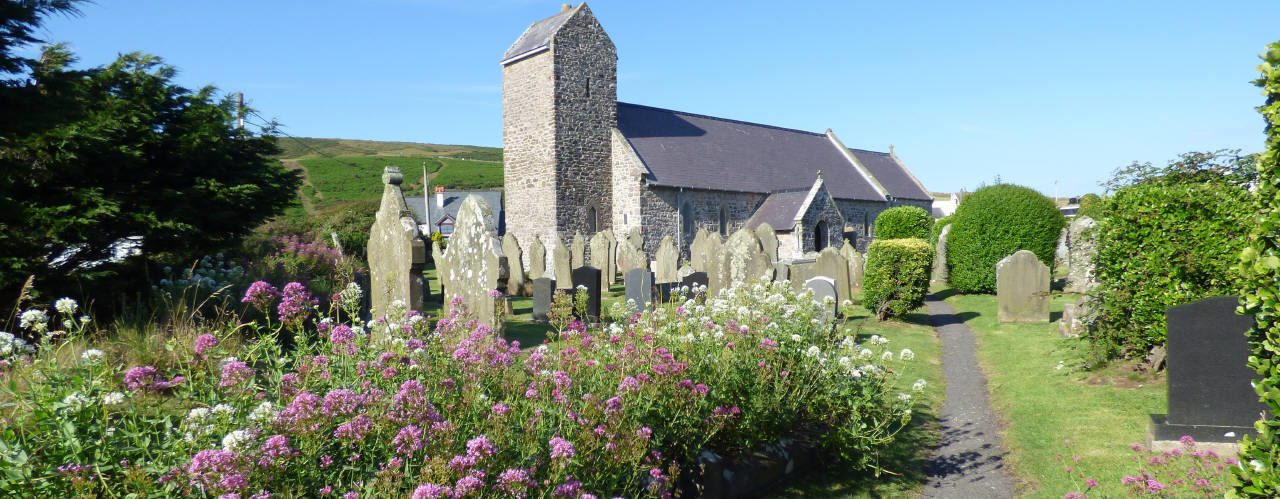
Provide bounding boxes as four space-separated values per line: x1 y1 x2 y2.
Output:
405 191 505 234
744 189 809 231
615 102 885 201
849 149 932 201
502 6 577 63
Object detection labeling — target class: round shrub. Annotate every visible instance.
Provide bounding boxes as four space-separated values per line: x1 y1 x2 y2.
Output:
863 238 934 320
874 206 933 240
1084 181 1250 359
930 215 953 245
946 184 1065 293
1076 193 1105 219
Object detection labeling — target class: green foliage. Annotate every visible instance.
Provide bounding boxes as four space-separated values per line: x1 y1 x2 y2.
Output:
1076 193 1105 219
863 238 933 320
299 156 503 211
429 158 504 190
1236 40 1280 496
1102 149 1256 192
0 0 81 75
1083 181 1250 359
946 184 1065 293
874 206 932 240
929 215 952 245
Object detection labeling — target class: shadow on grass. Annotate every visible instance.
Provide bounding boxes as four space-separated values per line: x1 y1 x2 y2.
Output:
504 322 551 347
928 288 961 301
1050 310 1063 322
901 310 979 328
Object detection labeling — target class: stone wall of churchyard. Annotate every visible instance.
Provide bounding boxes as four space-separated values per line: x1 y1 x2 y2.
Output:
610 130 644 238
640 186 767 258
551 9 616 241
797 188 847 254
502 50 557 272
833 199 882 247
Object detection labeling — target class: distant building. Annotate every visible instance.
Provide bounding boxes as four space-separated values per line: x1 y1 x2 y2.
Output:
406 186 505 238
501 3 931 261
932 192 961 218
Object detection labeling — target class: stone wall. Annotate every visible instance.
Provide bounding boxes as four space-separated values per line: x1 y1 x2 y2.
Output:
796 187 846 255
640 186 767 259
502 49 556 273
610 129 644 238
833 199 880 246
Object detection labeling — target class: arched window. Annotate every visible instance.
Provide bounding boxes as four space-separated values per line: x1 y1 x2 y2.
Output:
719 205 729 236
813 220 828 251
681 202 695 242
586 206 598 234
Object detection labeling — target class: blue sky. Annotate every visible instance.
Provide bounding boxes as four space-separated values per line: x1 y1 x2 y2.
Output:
31 0 1280 195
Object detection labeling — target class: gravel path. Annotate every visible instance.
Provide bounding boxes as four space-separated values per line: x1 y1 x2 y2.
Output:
922 296 1016 498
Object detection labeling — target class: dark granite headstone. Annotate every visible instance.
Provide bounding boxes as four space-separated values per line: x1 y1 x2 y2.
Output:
531 278 555 323
570 266 602 322
656 283 675 303
624 268 654 312
680 272 709 297
1150 296 1267 443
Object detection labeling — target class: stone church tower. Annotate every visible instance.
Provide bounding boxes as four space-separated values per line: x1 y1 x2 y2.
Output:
502 4 616 269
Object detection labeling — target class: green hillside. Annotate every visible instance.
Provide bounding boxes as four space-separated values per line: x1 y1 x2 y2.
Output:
274 136 501 162
296 155 503 213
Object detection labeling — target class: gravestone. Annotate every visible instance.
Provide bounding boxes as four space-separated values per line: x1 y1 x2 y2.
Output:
680 271 709 296
1150 296 1267 445
431 240 445 298
531 278 555 323
529 236 546 280
839 241 864 291
1065 216 1099 293
624 268 654 312
722 228 773 288
996 250 1050 323
571 231 586 269
782 258 817 292
677 264 695 281
931 224 951 285
655 236 679 284
437 195 502 328
774 262 791 283
367 167 428 323
804 276 838 321
1059 296 1089 338
1054 227 1070 271
502 233 525 296
755 223 779 263
813 247 850 304
618 237 647 276
551 236 573 290
603 231 618 286
570 266 602 322
589 231 613 290
690 229 724 273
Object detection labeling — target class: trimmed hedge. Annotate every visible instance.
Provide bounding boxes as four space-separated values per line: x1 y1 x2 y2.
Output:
863 238 933 320
930 215 952 245
946 184 1065 293
1084 182 1250 359
874 206 932 240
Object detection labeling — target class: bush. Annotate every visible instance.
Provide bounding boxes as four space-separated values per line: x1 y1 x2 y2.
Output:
1083 181 1250 359
863 238 934 320
946 184 1065 293
930 215 953 245
1076 193 1105 219
874 206 932 240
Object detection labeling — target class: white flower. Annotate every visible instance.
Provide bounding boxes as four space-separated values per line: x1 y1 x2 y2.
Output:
838 356 852 368
897 393 912 402
80 349 105 362
790 334 802 342
858 348 874 360
1055 361 1065 371
102 392 126 406
19 309 48 332
55 298 78 315
882 351 894 361
871 335 889 346
1252 459 1266 472
912 379 927 392
805 345 821 358
222 430 253 453
212 404 236 416
249 401 276 424
899 349 914 361
849 368 862 378
61 392 91 410
186 407 211 422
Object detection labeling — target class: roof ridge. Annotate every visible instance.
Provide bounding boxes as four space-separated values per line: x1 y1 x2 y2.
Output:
617 101 824 137
847 147 890 155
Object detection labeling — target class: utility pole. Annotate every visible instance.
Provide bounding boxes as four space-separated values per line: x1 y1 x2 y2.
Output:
236 92 245 130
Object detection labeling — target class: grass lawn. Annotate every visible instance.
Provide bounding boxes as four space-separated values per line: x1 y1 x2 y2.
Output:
943 290 1169 497
299 156 504 212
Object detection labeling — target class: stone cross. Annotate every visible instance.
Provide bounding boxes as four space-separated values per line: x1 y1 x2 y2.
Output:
931 224 951 285
1064 216 1098 294
814 247 850 305
571 231 586 269
437 195 502 328
996 250 1050 323
502 233 525 296
529 236 546 280
589 231 613 290
551 235 573 290
755 223 779 263
367 166 427 323
655 235 679 284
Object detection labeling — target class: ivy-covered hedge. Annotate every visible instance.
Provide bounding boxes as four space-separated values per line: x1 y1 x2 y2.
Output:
1083 182 1251 359
930 215 952 245
863 238 933 320
946 185 1065 293
873 206 932 240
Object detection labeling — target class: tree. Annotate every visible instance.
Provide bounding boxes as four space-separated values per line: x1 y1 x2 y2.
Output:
1101 149 1256 193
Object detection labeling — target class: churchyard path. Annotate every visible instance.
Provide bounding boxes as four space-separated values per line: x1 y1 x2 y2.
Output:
922 296 1016 498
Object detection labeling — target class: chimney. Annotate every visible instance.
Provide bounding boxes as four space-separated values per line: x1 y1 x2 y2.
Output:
561 3 572 12
435 186 445 208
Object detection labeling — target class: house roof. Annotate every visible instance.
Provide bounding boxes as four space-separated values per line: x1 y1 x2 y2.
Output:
502 6 578 63
848 149 931 201
405 191 505 234
745 189 809 231
615 102 885 201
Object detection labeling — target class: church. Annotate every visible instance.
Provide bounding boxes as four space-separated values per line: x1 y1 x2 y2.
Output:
502 4 931 263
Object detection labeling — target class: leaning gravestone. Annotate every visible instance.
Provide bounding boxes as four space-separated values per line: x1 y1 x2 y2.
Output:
367 167 428 324
437 195 503 328
996 250 1050 323
814 247 850 304
624 267 654 312
1065 216 1099 293
804 276 838 321
570 266 602 322
502 233 525 296
589 231 613 289
1150 296 1267 446
655 236 679 284
840 241 865 291
677 264 695 281
531 278 555 323
931 224 951 285
552 235 573 290
755 223 779 263
571 231 586 269
529 236 546 280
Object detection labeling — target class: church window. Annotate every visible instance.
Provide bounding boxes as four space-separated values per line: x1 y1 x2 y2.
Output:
585 77 591 98
719 205 729 236
586 206 598 234
681 202 695 242
813 220 828 251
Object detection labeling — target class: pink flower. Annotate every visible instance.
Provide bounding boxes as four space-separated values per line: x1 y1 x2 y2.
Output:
1086 478 1098 488
552 478 582 497
194 334 219 358
187 449 248 494
258 435 297 466
497 468 533 496
123 365 184 392
334 415 373 440
329 325 357 355
277 282 317 324
488 289 503 298
454 472 484 496
411 484 452 499
220 360 254 389
549 436 575 461
466 435 497 458
618 376 641 392
491 403 511 416
242 281 279 312
393 425 424 456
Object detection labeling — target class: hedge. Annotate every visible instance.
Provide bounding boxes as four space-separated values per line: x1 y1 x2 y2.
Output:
863 238 933 320
874 206 932 240
945 184 1064 293
1083 181 1250 359
930 215 952 245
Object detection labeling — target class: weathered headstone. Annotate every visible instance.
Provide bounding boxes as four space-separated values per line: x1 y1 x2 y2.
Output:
655 236 679 284
437 195 503 328
774 262 791 283
603 231 618 286
1054 227 1070 271
529 236 546 280
755 223 779 263
676 264 695 281
840 241 864 291
570 266 602 322
781 258 817 292
931 224 951 285
1150 296 1267 445
502 233 525 296
1065 216 1099 294
1059 296 1089 338
813 247 850 304
722 228 773 288
618 236 647 276
531 278 555 322
996 250 1050 323
367 167 428 323
589 231 613 289
690 229 724 273
624 268 654 312
804 276 838 320
551 235 573 290
571 231 586 269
